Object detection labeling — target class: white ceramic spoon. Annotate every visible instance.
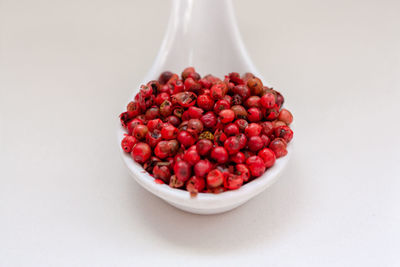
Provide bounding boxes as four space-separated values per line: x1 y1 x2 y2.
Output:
118 0 292 214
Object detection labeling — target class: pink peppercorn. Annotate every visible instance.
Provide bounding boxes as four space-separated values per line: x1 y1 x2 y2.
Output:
207 169 224 188
131 142 151 164
121 135 137 153
211 146 229 164
258 148 276 168
246 156 266 177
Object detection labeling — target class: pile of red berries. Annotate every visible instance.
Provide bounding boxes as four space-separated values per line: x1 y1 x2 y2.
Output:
120 67 293 196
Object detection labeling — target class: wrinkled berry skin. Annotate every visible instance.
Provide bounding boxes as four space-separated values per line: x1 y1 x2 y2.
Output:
246 156 266 177
269 138 288 158
120 67 293 195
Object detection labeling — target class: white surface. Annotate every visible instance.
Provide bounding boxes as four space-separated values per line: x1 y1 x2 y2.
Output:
119 0 292 214
1 0 400 266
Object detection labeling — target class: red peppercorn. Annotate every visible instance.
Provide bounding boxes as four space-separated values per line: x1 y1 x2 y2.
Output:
152 164 171 183
187 119 204 134
233 84 251 99
246 156 266 177
177 130 196 148
258 148 276 168
247 107 262 122
231 105 247 119
194 159 213 178
230 152 245 164
269 138 288 158
188 106 204 119
173 161 191 182
224 136 241 155
210 83 227 100
171 92 197 107
154 141 170 159
260 134 270 147
211 146 229 164
236 164 251 182
147 119 163 132
223 173 243 190
197 94 214 110
121 135 137 153
145 130 162 148
183 148 200 166
244 123 262 137
131 142 151 164
247 77 263 96
155 92 170 106
260 93 276 109
133 124 149 140
219 109 235 124
121 68 293 195
186 176 206 196
196 139 213 156
224 123 240 136
260 121 274 136
161 124 178 140
244 95 261 108
274 125 293 143
145 106 160 120
200 111 217 129
207 169 224 188
127 118 143 134
247 136 264 152
165 115 180 127
213 99 231 114
278 109 293 125
159 100 173 117
235 119 248 132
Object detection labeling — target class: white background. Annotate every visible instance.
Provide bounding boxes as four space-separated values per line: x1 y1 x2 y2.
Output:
1 0 400 266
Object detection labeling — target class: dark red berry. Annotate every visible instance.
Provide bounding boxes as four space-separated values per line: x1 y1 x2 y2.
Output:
200 111 217 129
177 130 196 147
247 136 264 152
269 138 288 158
183 148 200 166
186 176 206 196
188 106 204 119
224 123 240 136
173 161 191 182
153 164 171 183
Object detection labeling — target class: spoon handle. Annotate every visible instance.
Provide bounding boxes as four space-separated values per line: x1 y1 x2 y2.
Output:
144 0 260 81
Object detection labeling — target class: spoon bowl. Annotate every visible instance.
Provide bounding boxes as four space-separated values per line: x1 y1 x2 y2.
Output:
118 0 293 214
